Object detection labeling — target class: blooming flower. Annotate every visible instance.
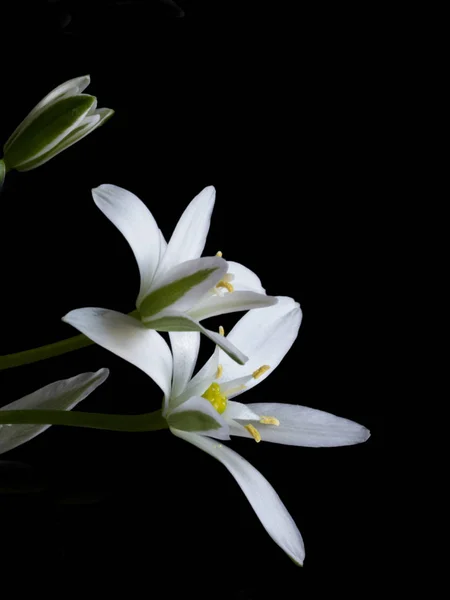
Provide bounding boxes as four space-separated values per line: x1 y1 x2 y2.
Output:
64 184 277 364
0 369 108 455
61 297 370 564
1 75 114 172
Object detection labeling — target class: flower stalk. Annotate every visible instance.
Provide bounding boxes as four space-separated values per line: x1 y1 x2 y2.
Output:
0 408 168 432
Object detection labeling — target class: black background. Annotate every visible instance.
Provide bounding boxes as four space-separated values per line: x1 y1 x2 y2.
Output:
0 1 384 595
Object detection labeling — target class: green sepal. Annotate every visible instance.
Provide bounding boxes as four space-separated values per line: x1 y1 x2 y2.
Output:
167 410 222 432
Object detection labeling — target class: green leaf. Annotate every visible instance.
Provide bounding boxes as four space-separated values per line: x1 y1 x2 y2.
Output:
167 410 222 432
3 94 96 169
139 267 219 319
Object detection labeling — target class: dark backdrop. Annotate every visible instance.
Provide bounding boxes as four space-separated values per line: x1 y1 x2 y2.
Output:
0 1 384 596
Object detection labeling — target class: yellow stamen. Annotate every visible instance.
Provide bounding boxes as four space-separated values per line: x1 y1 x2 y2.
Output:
223 383 247 396
216 280 234 293
252 365 271 379
216 364 223 379
202 382 227 414
219 326 225 336
259 416 280 426
244 424 261 443
216 251 223 257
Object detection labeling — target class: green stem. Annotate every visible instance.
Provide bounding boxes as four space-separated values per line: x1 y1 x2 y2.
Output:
0 408 168 432
0 333 94 371
0 310 140 371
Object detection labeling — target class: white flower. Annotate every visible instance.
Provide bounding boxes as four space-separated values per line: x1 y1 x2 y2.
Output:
63 184 277 364
2 75 113 172
0 369 108 455
59 297 370 564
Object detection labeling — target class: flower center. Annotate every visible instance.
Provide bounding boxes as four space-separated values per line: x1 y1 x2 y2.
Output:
202 382 227 414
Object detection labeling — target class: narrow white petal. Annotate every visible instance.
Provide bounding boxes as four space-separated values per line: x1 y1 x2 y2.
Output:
144 311 248 366
189 291 277 321
155 186 216 276
168 397 230 440
224 401 260 421
173 346 219 409
143 257 227 319
62 308 172 405
169 332 200 399
172 430 305 565
158 229 168 263
218 296 302 397
226 261 266 293
92 184 162 306
0 368 108 455
4 75 91 152
232 403 371 447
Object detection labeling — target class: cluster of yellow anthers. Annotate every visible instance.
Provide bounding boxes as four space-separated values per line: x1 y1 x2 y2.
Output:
201 347 279 443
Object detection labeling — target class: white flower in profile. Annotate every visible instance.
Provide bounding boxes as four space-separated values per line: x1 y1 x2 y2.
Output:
2 75 113 172
60 297 370 564
0 369 108 455
64 184 277 364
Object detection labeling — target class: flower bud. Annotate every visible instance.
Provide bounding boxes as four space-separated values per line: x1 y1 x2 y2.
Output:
1 75 114 172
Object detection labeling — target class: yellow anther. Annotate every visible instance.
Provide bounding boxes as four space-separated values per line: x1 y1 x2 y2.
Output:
202 382 227 414
216 280 234 293
216 364 223 379
252 365 271 379
219 326 225 336
244 424 261 443
216 251 223 257
259 416 280 426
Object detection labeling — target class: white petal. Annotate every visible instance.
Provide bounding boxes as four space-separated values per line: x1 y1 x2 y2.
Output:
226 261 266 293
173 346 219 409
172 430 305 565
141 257 227 320
3 75 91 153
145 311 248 365
155 185 216 276
168 397 230 440
158 229 168 262
219 296 302 398
0 368 108 455
92 184 162 306
231 403 371 447
169 332 200 400
224 401 260 421
189 291 277 321
62 308 172 407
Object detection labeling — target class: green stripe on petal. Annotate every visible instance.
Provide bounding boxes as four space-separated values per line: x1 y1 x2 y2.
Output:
4 94 96 169
139 267 220 319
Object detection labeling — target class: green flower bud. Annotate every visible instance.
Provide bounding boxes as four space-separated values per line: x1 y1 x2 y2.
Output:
1 75 114 172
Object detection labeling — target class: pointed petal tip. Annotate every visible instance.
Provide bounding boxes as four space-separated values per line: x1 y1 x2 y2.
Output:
91 183 118 197
362 426 371 442
95 367 110 380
